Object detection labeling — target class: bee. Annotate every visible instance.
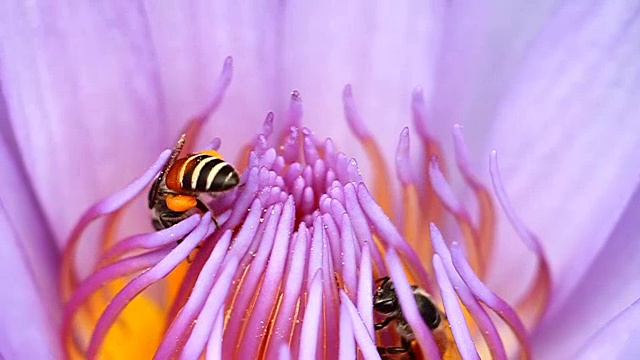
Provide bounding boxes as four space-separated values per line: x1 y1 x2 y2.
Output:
148 134 240 235
373 277 445 359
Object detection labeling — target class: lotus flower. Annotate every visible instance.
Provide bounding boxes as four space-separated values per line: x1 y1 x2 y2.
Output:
1 2 639 359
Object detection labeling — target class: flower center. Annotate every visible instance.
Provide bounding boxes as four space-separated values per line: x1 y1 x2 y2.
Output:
60 59 551 360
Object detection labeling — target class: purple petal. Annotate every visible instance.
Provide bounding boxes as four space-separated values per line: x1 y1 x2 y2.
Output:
0 204 60 358
0 1 169 242
0 134 59 320
282 2 442 160
144 2 274 150
485 1 640 312
531 185 640 359
574 297 640 359
429 2 557 138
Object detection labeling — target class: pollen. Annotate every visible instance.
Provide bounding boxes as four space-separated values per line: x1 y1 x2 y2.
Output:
165 194 198 212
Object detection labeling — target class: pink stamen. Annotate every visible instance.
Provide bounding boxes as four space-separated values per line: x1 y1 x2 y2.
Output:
386 248 441 360
356 242 375 339
298 271 323 359
433 254 480 360
339 291 381 360
154 230 233 357
99 215 200 262
86 215 213 359
237 198 295 356
357 184 432 291
264 228 308 359
430 223 507 360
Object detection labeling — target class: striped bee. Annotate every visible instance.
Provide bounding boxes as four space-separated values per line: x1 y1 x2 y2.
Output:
148 134 240 233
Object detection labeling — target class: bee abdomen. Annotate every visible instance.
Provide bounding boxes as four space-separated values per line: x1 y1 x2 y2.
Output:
183 155 240 192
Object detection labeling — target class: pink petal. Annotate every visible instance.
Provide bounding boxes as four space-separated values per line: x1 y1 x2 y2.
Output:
0 205 60 358
0 1 167 243
531 186 640 358
486 1 640 311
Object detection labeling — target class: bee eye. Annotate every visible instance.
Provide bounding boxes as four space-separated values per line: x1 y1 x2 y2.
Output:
374 299 397 314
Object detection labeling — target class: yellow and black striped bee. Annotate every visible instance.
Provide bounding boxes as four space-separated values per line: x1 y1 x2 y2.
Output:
373 277 446 359
148 134 239 234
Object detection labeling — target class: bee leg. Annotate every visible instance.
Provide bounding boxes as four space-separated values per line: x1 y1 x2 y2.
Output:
195 199 220 230
375 316 394 331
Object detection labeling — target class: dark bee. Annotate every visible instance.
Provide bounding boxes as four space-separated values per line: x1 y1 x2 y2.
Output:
148 134 240 235
373 277 444 358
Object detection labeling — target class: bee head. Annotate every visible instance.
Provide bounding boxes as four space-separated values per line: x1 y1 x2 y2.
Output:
373 278 399 315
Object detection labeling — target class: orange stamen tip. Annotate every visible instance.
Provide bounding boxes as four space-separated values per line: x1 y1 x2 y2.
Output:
166 194 198 212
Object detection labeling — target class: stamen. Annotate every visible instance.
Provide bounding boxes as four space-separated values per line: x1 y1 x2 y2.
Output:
86 215 213 359
236 113 275 171
452 125 496 276
343 183 386 276
411 88 446 224
279 343 292 360
154 230 233 357
428 157 484 276
342 85 392 215
298 271 323 359
264 228 308 359
62 247 171 356
356 242 375 339
99 214 200 262
433 254 480 360
386 248 441 360
339 300 357 359
321 237 340 359
339 291 381 359
395 127 434 270
205 305 225 360
61 149 171 297
237 197 295 356
182 56 234 149
450 242 532 359
489 151 552 325
222 204 283 358
179 255 240 359
340 214 359 301
357 183 432 291
430 223 507 360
